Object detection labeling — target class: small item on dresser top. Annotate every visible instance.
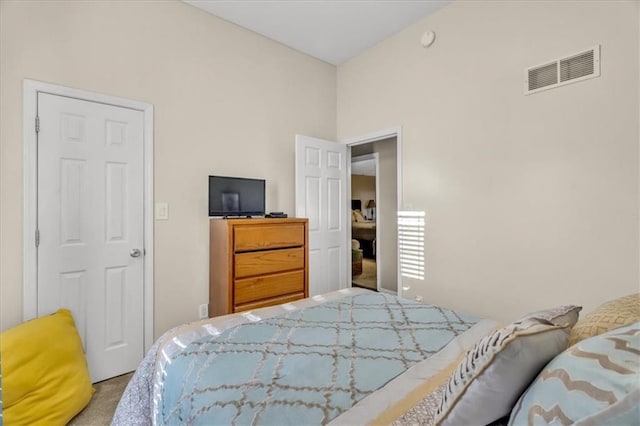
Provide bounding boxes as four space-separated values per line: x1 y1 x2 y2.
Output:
266 212 287 218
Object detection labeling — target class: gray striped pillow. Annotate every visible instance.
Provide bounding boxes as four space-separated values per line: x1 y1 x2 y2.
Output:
434 305 581 426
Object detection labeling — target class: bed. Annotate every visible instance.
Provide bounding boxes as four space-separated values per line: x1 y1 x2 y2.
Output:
351 221 376 258
113 289 639 426
112 288 498 425
351 221 376 243
351 206 376 258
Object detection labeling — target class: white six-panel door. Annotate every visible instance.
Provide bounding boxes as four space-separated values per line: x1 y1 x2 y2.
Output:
295 135 348 295
37 92 144 382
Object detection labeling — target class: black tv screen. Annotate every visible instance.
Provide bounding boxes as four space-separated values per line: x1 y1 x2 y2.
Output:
208 176 265 217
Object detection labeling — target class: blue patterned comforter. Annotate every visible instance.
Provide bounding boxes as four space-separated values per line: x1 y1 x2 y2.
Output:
113 289 479 425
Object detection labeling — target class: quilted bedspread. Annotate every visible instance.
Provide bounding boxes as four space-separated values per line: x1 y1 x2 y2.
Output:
112 289 485 425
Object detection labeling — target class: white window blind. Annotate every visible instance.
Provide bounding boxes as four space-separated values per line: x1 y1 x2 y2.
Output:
398 211 425 281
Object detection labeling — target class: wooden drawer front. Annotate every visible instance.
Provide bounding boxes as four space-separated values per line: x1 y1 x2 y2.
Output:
234 292 305 313
235 247 304 278
234 224 304 252
234 270 304 305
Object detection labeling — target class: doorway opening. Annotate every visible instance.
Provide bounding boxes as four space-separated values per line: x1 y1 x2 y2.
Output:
350 154 379 291
344 127 402 296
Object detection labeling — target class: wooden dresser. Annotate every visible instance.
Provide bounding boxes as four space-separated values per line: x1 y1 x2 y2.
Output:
209 218 309 317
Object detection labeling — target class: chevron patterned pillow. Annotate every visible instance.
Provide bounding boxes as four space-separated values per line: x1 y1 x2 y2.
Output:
433 305 581 426
509 321 640 425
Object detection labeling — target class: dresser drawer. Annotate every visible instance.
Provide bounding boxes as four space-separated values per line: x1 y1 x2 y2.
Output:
234 270 304 305
235 247 304 278
234 223 305 252
234 292 306 313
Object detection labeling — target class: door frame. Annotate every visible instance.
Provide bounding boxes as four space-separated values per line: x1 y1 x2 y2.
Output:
350 153 380 292
342 126 403 297
22 79 155 351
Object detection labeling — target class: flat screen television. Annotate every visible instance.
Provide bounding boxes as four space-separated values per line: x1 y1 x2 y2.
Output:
208 175 265 217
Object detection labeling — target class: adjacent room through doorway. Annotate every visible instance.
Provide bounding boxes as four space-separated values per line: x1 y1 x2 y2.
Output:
351 154 378 291
348 135 399 295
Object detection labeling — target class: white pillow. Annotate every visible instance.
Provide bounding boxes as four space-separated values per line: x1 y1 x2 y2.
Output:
352 209 366 222
434 305 581 426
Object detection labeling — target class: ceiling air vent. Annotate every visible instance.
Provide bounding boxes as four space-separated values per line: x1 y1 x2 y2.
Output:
525 45 600 95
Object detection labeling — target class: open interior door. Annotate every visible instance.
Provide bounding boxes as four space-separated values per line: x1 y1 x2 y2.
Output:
295 135 348 296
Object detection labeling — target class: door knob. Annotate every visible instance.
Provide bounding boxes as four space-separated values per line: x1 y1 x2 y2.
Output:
130 248 142 258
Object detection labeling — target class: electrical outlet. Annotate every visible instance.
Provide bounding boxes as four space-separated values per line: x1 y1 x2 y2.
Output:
199 304 208 319
414 295 423 303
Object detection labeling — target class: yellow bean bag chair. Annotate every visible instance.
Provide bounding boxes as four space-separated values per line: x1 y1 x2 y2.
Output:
0 309 93 425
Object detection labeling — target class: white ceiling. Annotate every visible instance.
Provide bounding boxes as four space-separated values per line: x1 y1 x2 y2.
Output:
184 0 451 65
352 159 376 176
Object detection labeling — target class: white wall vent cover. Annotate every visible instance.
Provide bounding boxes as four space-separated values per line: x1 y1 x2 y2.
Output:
525 45 600 95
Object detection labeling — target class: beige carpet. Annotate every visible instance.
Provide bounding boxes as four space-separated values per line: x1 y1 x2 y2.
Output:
352 258 377 291
69 372 133 425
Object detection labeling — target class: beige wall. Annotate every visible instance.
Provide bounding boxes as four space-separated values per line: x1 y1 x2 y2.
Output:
338 1 639 322
0 0 336 335
352 139 398 293
351 174 375 212
1 0 638 333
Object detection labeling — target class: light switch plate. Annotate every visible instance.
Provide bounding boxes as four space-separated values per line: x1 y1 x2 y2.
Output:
155 202 169 220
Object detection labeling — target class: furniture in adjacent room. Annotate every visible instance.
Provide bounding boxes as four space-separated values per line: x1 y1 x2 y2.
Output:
209 217 309 317
352 239 363 276
352 209 376 258
366 199 376 220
